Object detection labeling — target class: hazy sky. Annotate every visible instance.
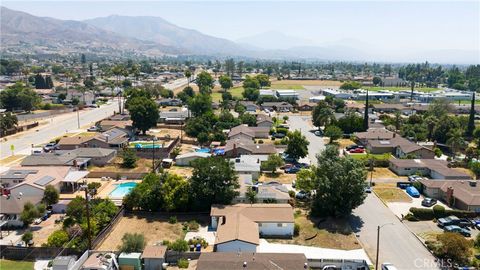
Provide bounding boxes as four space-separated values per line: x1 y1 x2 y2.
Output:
3 1 480 56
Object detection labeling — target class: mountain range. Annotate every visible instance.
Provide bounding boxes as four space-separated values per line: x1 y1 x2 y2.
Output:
1 7 477 63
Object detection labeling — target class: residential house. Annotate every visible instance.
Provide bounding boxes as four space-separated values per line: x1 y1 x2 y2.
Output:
261 102 293 112
297 101 317 111
51 256 76 270
354 128 395 145
196 252 308 270
58 128 129 150
82 252 117 270
239 101 259 112
158 107 190 124
256 114 273 128
21 148 116 167
98 119 133 135
389 159 470 179
175 152 211 166
372 103 410 114
228 125 270 140
224 139 277 157
419 179 480 212
157 98 182 107
231 155 268 180
210 204 294 252
235 174 290 203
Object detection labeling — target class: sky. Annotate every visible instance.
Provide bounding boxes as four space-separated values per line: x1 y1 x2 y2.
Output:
2 1 480 62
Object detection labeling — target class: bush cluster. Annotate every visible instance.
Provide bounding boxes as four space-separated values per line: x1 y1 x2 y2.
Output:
409 206 478 220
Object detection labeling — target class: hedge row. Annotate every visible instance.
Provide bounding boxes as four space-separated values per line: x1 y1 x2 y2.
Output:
409 206 478 220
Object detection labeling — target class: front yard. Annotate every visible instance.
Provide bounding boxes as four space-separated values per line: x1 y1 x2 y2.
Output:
0 259 34 270
373 183 412 203
271 210 361 250
258 172 296 184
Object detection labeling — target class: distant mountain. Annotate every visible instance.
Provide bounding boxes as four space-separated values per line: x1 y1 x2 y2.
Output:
237 31 316 50
0 7 178 56
84 15 251 56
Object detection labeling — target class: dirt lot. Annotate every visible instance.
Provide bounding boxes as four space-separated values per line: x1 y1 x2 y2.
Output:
337 139 356 150
258 172 296 184
373 183 412 203
271 210 360 250
97 213 209 251
271 79 342 87
168 166 194 177
89 157 152 173
30 214 64 246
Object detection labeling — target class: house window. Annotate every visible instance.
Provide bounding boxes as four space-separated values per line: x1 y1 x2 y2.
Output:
258 223 262 227
277 223 284 227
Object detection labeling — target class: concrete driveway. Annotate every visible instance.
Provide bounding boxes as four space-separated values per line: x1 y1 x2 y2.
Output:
350 193 439 269
387 192 451 219
286 115 325 164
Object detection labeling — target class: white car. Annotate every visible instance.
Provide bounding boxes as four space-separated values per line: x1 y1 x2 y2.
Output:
34 218 42 225
87 126 99 132
381 263 398 270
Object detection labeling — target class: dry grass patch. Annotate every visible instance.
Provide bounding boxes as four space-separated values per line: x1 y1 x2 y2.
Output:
90 157 152 173
337 139 356 149
258 172 296 184
454 167 475 178
371 167 407 180
373 183 412 203
271 211 360 250
417 231 442 242
168 166 194 178
0 155 26 165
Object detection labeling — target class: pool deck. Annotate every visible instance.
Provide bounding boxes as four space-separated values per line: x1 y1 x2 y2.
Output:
59 179 141 200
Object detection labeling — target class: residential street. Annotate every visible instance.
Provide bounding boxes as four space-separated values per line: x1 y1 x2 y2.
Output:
0 100 119 159
287 115 325 164
350 193 440 270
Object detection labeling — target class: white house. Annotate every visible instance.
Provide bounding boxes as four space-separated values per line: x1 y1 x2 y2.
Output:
276 89 299 100
211 204 294 252
175 152 211 166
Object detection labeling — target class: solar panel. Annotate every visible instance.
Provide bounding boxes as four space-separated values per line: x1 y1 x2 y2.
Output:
34 176 55 186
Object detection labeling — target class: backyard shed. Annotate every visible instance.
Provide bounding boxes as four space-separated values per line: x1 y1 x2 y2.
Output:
142 245 167 270
118 252 142 270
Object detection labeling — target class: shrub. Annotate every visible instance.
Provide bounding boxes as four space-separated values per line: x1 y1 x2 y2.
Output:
432 205 446 218
258 140 264 144
294 223 300 236
283 115 289 121
187 237 208 248
410 207 478 220
434 147 443 158
21 231 33 245
177 258 189 269
169 216 177 224
184 220 199 232
118 233 146 253
404 213 419 221
409 207 435 220
412 181 422 192
168 239 188 252
288 190 295 198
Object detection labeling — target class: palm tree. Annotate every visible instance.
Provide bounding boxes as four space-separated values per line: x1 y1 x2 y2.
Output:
447 129 466 159
393 111 402 131
424 116 436 141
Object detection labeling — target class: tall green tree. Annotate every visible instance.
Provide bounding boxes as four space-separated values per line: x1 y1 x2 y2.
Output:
363 90 369 130
128 96 159 134
0 112 18 134
0 82 41 112
190 157 239 210
261 154 284 173
188 93 212 117
466 92 476 137
310 145 367 217
195 71 214 94
20 202 43 227
43 185 59 206
312 101 334 128
324 125 343 143
447 129 466 158
285 130 309 160
219 75 233 92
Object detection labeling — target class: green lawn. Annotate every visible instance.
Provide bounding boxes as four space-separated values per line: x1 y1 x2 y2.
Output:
349 153 392 161
269 84 306 90
212 86 244 102
364 86 439 93
0 259 34 270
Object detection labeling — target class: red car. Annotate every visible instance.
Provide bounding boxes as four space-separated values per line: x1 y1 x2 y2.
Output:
349 148 365 153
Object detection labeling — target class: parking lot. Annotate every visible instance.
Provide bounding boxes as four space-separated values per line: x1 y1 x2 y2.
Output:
387 192 451 218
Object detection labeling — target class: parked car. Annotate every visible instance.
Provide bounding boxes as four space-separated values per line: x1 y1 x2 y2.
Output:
294 162 309 169
406 186 420 198
458 218 475 228
348 148 365 153
87 126 99 132
34 218 42 225
408 175 423 182
438 215 460 227
421 198 437 207
381 263 398 270
314 130 323 136
295 190 310 200
272 133 286 139
365 186 372 193
43 142 58 152
346 144 364 151
444 225 471 237
285 166 301 174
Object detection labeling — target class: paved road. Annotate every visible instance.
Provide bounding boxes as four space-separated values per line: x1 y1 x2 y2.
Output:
350 194 439 270
0 101 119 159
287 115 325 164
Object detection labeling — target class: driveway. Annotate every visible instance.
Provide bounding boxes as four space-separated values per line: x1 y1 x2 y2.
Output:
286 115 325 164
387 193 451 219
350 193 439 269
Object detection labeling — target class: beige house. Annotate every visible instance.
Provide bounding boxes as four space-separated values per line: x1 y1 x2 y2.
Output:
389 159 471 179
420 179 480 212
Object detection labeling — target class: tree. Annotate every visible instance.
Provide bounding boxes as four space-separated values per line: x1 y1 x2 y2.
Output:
261 154 284 173
311 145 367 217
466 92 475 137
169 239 188 252
122 148 138 168
34 74 46 89
246 187 257 204
434 232 472 265
128 96 158 134
336 112 364 134
184 70 192 84
339 81 362 90
66 196 86 223
118 233 146 253
242 87 260 101
21 231 33 246
46 230 69 247
243 76 261 89
0 112 18 135
296 168 316 192
324 125 342 143
20 202 42 227
219 75 233 92
285 130 309 160
447 129 466 158
43 185 59 206
372 76 382 86
190 157 239 210
196 71 214 94
0 82 41 112
255 74 271 87
188 93 212 117
312 101 334 127
161 173 190 212
239 113 257 126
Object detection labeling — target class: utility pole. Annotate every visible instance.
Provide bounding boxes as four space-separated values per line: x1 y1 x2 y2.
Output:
77 106 80 129
84 181 92 250
375 223 394 270
152 137 156 173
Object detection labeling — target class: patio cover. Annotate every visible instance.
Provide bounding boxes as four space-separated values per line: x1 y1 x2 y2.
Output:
62 171 89 183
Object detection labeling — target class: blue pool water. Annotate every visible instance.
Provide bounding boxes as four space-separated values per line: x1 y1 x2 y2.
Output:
195 148 210 153
109 182 137 198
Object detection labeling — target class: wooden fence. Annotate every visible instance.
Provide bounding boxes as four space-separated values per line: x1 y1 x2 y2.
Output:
92 206 125 249
0 245 81 261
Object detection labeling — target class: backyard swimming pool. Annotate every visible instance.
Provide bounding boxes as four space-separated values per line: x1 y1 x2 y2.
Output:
109 182 137 198
195 148 210 153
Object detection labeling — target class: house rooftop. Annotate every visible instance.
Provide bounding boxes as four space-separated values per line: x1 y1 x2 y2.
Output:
390 159 470 178
419 179 480 206
141 245 167 259
196 252 308 270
